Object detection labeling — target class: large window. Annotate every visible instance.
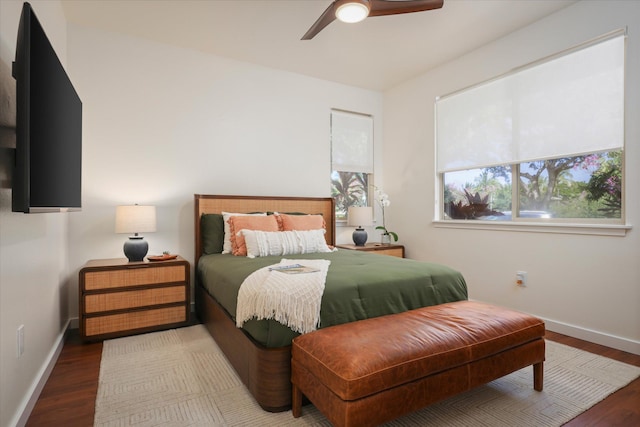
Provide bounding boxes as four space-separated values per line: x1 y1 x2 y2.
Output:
330 110 373 221
436 31 625 225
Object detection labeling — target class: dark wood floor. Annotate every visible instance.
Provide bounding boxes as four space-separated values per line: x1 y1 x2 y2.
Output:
26 329 640 426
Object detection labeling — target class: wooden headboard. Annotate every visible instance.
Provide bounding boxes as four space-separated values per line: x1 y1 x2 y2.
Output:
194 194 336 262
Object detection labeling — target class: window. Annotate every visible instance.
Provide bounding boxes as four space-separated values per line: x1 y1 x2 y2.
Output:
330 110 373 221
436 31 625 225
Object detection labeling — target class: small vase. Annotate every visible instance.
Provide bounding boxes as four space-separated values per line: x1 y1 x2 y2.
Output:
381 233 391 245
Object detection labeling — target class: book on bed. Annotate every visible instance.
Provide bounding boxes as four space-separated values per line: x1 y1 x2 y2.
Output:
269 264 321 274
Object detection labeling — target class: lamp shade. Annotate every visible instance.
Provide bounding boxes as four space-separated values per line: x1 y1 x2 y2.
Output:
347 206 373 227
115 205 157 234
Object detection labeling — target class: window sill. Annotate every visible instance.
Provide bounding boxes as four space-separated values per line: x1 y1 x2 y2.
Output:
432 220 631 237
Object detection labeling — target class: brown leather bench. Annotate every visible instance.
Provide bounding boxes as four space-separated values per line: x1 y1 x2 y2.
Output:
291 300 545 427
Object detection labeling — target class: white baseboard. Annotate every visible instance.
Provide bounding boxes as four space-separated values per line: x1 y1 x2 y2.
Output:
11 319 71 427
544 318 640 356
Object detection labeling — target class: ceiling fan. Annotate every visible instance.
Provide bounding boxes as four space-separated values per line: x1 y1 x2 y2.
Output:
301 0 444 40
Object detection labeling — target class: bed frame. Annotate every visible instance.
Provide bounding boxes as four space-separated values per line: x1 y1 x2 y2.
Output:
194 194 335 412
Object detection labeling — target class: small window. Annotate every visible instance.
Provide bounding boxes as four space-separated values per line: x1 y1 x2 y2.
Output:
330 110 373 221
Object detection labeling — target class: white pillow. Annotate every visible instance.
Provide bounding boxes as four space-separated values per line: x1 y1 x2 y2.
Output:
221 211 266 254
240 229 333 258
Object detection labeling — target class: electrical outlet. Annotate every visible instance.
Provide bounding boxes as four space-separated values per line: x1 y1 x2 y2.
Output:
516 271 528 287
17 325 24 358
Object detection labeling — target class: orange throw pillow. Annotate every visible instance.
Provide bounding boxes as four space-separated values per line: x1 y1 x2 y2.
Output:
276 213 326 231
228 215 279 256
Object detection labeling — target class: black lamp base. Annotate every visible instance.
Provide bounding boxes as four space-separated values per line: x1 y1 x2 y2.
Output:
123 236 148 262
352 227 368 246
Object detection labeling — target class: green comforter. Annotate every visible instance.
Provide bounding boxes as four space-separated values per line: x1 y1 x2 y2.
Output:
197 249 468 347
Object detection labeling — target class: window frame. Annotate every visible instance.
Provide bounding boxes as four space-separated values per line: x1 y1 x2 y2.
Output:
330 109 374 222
433 30 631 237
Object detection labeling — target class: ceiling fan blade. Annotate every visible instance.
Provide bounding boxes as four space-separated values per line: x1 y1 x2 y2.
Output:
369 0 444 17
301 2 338 40
301 0 443 40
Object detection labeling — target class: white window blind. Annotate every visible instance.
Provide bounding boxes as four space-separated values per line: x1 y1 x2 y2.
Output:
331 110 374 173
436 32 625 173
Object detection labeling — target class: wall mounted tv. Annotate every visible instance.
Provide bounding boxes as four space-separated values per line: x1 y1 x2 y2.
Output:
12 2 82 213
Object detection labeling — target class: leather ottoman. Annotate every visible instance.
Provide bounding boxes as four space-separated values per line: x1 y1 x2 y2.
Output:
291 300 545 427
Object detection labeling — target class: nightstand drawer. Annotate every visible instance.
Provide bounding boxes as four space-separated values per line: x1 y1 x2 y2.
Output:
84 285 186 313
84 305 186 337
371 247 404 257
83 265 185 291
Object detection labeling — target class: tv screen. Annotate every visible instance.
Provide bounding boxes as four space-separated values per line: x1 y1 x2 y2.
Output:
12 2 82 213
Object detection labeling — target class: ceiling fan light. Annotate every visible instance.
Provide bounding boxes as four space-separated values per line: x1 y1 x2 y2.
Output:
335 1 370 24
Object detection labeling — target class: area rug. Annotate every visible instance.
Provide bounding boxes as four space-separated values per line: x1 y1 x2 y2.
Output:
94 325 640 426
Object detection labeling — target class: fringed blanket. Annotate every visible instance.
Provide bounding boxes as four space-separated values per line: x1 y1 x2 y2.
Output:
235 258 331 334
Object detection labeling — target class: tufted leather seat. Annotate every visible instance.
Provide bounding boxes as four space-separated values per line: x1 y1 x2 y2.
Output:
291 300 545 427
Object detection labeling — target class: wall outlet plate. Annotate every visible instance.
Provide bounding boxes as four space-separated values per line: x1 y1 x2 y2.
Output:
516 271 528 286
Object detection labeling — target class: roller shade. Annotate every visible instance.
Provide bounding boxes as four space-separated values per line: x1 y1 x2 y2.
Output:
436 33 625 173
331 110 374 173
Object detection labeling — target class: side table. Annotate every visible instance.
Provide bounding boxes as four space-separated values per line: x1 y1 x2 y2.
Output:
79 256 190 341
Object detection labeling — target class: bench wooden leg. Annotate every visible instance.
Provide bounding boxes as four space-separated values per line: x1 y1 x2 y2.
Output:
292 384 302 417
533 361 543 391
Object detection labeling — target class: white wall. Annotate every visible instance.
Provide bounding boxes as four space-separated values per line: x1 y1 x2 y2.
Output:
0 2 74 426
1 2 384 424
383 0 640 354
65 24 384 321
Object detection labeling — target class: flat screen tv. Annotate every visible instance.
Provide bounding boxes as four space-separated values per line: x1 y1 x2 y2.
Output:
12 2 82 213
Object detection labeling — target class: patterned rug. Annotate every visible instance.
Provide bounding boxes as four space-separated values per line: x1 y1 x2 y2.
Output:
94 325 640 426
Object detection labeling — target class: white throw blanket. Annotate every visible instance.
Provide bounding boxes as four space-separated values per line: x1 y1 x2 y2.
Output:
235 258 331 334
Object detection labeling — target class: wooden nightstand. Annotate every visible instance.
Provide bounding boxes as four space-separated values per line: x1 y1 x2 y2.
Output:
337 243 405 258
79 256 190 341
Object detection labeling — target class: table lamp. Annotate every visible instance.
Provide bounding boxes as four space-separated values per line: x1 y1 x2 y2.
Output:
115 205 156 262
347 206 373 246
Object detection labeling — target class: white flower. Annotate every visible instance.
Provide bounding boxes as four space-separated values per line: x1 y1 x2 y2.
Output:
373 187 398 242
376 189 391 207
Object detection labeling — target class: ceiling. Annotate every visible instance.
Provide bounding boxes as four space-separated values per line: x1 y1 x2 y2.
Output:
61 0 576 91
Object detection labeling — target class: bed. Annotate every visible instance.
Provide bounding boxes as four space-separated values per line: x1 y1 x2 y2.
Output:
194 194 468 412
